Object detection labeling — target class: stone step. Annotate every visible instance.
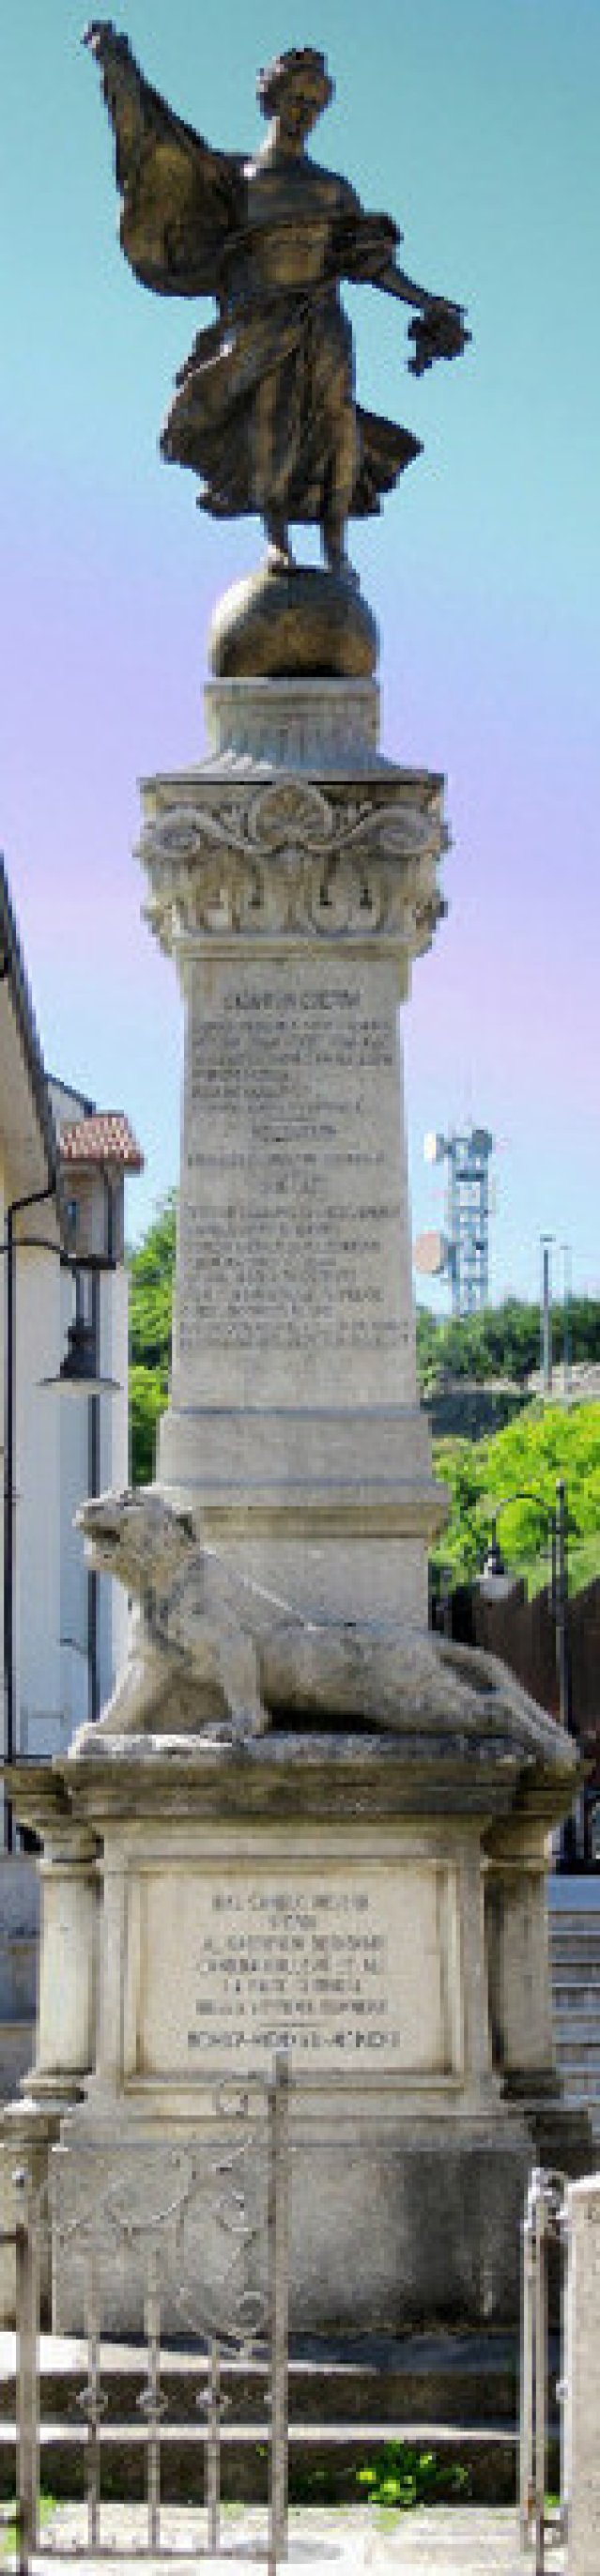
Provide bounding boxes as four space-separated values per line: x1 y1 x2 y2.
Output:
555 2082 600 2109
554 2059 600 2079
554 2038 600 2063
550 1936 600 1957
550 1907 600 1926
556 2028 600 2053
0 2419 523 2507
555 2070 600 2098
0 2331 538 2506
559 2105 600 2137
550 1896 600 2139
0 2337 524 2430
551 1943 600 1965
556 2072 600 2096
555 2048 600 2073
554 1982 600 2006
554 2020 600 2045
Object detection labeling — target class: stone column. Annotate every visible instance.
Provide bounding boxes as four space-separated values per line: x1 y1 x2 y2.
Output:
138 677 448 1625
457 1834 499 2110
485 1819 557 2096
0 1786 99 2325
91 1845 129 2096
28 1827 100 2104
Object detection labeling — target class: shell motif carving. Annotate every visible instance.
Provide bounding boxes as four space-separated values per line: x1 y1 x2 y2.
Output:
138 782 444 950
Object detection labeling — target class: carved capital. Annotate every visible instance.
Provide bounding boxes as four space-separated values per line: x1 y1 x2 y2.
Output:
137 771 447 961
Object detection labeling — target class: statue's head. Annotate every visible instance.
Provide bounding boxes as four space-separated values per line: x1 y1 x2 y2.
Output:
75 1486 195 1591
257 47 333 136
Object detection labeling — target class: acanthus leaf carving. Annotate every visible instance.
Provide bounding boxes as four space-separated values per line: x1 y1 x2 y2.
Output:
138 779 445 955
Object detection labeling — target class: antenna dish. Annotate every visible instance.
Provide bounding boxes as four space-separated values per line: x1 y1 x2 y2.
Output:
423 1131 445 1166
414 1229 448 1277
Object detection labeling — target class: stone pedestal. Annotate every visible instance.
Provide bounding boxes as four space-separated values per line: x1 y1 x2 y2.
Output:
4 1697 583 2340
8 1737 550 2338
137 678 447 1623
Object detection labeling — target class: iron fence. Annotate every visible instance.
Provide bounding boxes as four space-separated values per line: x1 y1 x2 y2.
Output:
5 2054 288 2576
520 2166 567 2573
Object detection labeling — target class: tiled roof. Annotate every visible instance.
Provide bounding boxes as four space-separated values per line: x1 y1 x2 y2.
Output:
58 1112 144 1173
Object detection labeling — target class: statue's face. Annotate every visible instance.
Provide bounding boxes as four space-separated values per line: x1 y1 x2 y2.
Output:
275 83 321 144
258 49 331 143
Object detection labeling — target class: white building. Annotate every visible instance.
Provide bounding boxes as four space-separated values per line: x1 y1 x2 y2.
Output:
0 856 142 2084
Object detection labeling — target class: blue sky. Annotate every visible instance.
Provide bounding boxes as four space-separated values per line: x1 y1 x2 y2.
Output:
1 0 599 1304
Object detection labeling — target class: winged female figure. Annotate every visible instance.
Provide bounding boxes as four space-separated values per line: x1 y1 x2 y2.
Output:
85 27 469 578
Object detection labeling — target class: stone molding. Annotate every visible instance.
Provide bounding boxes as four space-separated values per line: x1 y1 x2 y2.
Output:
138 769 447 962
204 675 383 770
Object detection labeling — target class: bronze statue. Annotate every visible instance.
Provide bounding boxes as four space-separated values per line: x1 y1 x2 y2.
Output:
85 29 468 585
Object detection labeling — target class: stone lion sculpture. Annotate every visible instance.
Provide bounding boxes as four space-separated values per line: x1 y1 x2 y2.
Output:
69 1486 574 1776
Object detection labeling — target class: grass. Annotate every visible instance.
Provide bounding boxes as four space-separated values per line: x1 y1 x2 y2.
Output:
0 2495 58 2556
356 2443 471 2512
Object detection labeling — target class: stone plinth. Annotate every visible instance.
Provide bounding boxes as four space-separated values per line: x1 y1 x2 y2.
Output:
4 1710 581 2337
137 678 446 1624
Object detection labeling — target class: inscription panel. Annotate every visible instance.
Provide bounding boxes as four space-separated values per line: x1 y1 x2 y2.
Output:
131 1862 460 2081
173 956 414 1404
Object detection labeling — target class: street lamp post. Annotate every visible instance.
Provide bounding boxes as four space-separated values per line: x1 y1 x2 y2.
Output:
1 1225 118 1850
482 1478 574 1732
540 1235 554 1397
480 1476 585 1867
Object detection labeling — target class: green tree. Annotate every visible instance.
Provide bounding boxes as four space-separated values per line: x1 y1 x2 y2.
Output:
129 1194 176 1483
432 1401 600 1593
417 1296 600 1391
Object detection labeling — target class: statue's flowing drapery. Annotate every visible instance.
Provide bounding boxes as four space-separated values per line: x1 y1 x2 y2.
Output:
88 29 422 523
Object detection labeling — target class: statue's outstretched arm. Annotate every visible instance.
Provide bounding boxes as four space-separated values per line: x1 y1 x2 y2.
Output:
84 22 242 298
337 205 469 376
372 255 469 376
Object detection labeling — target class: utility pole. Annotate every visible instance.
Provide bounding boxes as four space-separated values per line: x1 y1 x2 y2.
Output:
540 1236 554 1397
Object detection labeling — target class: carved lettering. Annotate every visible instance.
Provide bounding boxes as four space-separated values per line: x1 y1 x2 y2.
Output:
133 1863 456 2081
176 968 408 1362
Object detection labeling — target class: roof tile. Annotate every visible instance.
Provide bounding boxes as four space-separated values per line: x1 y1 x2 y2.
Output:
58 1112 144 1173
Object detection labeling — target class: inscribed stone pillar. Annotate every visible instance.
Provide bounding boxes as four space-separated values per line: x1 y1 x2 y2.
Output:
138 677 447 1623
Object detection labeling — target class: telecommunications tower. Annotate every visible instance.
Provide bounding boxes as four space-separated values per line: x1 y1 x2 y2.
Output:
414 1126 495 1316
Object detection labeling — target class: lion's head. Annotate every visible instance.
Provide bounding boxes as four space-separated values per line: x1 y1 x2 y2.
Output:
75 1487 195 1595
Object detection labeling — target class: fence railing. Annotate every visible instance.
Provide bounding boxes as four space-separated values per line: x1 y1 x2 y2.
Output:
520 2166 567 2573
0 2136 577 2573
1 2053 289 2576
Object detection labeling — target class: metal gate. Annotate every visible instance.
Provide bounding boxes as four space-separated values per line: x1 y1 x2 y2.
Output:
12 2055 288 2574
520 2166 566 2573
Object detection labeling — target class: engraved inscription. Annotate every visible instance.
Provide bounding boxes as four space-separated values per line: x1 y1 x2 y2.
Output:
133 1863 456 2080
187 1886 393 2061
177 969 408 1359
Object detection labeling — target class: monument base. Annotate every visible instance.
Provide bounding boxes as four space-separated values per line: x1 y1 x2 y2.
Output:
50 2110 531 2340
5 1720 586 2338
